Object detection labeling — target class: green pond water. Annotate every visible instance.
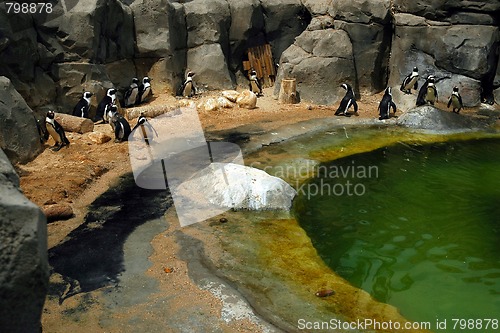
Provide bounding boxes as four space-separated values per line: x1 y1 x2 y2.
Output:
294 138 500 331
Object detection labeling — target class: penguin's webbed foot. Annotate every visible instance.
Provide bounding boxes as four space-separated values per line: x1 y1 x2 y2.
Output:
52 144 63 152
343 112 351 117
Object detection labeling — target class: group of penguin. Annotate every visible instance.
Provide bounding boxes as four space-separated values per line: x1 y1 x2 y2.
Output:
334 67 464 120
43 76 156 151
43 67 465 151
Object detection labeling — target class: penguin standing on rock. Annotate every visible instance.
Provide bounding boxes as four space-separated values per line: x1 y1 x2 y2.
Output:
447 86 463 113
400 67 419 94
45 111 70 151
72 92 93 118
424 77 438 105
124 78 139 107
178 71 196 98
95 88 117 123
110 112 131 142
132 114 158 143
137 77 152 105
416 75 434 106
378 87 397 120
104 104 119 124
335 83 358 117
248 69 263 96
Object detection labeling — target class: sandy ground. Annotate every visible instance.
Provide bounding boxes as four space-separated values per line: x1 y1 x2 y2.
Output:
16 86 496 332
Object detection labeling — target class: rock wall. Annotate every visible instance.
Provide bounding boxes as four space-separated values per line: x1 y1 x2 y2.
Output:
0 149 49 332
0 77 43 164
0 0 498 113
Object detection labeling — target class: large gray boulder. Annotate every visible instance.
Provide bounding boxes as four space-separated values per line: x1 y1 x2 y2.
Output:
261 0 310 61
396 105 485 132
334 21 391 94
227 0 264 78
0 77 43 164
130 0 187 91
392 0 500 21
389 13 499 106
0 149 48 333
0 5 57 109
328 0 391 24
131 0 186 58
326 0 392 93
184 0 231 50
274 29 356 105
51 62 114 114
55 0 134 63
183 0 234 90
187 44 235 91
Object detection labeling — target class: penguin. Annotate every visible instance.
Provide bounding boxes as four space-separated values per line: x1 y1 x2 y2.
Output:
95 88 117 123
104 104 119 124
137 76 152 105
447 86 463 113
72 92 93 118
45 111 70 151
378 87 397 120
416 75 434 106
400 67 419 94
178 71 196 98
424 77 438 105
110 113 132 142
132 114 158 144
248 69 263 96
335 83 358 117
123 78 139 108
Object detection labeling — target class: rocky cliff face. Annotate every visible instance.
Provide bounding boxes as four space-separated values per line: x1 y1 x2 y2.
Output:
0 0 498 115
0 149 49 333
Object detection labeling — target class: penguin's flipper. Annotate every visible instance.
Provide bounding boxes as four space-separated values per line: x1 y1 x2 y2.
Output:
353 100 358 113
458 94 463 107
400 76 408 92
447 98 452 108
149 123 159 137
390 101 397 114
414 81 418 90
114 122 122 141
416 85 427 106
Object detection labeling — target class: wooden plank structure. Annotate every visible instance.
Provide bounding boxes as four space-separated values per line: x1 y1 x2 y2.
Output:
242 44 276 88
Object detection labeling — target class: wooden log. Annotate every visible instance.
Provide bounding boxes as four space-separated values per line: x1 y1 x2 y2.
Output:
42 203 74 223
278 78 297 104
125 104 179 120
54 113 94 133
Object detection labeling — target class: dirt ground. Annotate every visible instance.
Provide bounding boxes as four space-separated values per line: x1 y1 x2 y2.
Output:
16 86 495 332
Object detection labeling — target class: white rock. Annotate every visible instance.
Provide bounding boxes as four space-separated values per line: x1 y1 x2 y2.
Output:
221 90 240 102
175 163 296 211
236 90 257 109
217 96 235 108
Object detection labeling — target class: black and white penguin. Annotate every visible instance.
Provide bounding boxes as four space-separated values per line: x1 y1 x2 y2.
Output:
178 71 196 98
104 104 119 124
132 114 158 144
424 77 438 105
137 77 152 105
45 111 70 151
447 86 463 113
110 113 131 142
248 69 263 96
416 75 434 106
335 83 358 117
95 88 117 123
72 92 93 118
124 78 139 108
378 87 397 120
400 67 419 94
